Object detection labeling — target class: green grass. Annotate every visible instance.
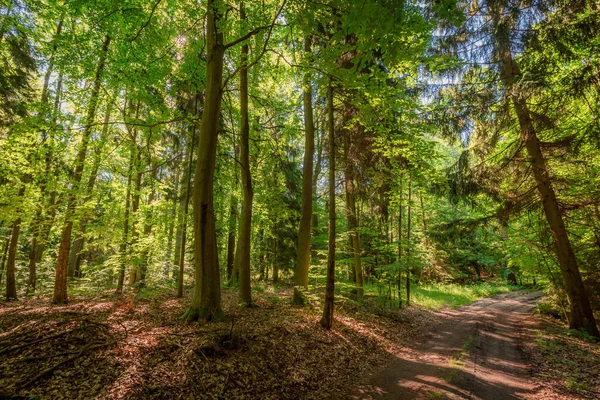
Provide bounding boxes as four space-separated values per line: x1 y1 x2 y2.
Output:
364 280 519 310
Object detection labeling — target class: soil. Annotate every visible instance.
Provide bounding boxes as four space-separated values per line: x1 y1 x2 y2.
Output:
351 290 544 400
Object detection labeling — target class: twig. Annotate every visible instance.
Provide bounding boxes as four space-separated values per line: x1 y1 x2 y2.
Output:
0 329 73 355
18 339 115 390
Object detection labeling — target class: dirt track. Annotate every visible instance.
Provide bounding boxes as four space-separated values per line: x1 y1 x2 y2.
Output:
352 290 544 399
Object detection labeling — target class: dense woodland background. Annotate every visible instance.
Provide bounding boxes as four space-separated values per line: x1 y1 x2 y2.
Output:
1 0 600 340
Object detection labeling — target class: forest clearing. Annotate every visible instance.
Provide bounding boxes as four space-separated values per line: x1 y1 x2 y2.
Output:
1 0 600 398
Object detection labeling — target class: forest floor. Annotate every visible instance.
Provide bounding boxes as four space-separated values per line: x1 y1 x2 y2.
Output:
0 284 598 399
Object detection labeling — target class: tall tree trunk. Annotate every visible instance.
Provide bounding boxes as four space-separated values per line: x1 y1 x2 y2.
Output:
344 131 363 302
227 145 239 284
321 82 336 330
226 195 237 281
128 147 142 285
293 37 315 304
406 173 412 306
0 228 10 288
52 34 110 304
172 137 186 281
34 72 64 266
23 20 63 294
117 133 136 293
183 0 224 321
139 160 158 284
177 119 196 298
397 176 403 305
5 183 27 300
311 122 323 259
491 5 599 338
67 100 112 279
272 235 279 283
235 4 253 306
164 166 179 279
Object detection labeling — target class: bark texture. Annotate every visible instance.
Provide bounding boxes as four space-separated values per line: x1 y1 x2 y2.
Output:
293 37 315 304
183 0 224 321
321 83 336 330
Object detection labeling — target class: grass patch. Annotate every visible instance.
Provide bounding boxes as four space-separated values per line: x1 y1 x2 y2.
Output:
363 280 519 310
411 282 518 310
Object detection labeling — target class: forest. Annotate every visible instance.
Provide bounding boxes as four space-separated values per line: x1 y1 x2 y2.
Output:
1 0 599 398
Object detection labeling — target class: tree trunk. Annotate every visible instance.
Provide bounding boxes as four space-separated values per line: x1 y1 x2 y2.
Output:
227 144 240 285
128 146 142 285
272 236 279 283
116 140 134 293
164 166 179 279
397 176 403 305
226 196 237 281
235 4 253 306
490 5 599 338
183 0 224 322
67 100 111 279
0 228 10 288
52 34 110 304
5 183 26 300
406 173 412 306
22 20 64 294
139 160 158 284
293 37 315 304
177 119 196 298
321 82 336 330
34 72 63 267
344 131 363 302
312 121 323 259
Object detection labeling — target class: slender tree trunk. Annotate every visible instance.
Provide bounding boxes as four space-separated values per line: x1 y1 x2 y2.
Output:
117 136 135 292
183 0 225 321
293 37 315 304
67 100 111 279
5 183 26 300
406 173 412 306
0 228 10 288
128 148 142 285
177 120 196 298
172 142 186 281
490 5 599 338
235 5 253 306
22 20 64 294
272 236 279 283
227 144 240 285
139 160 158 284
321 82 336 330
52 35 110 304
226 195 237 281
344 131 363 302
165 167 179 279
34 72 64 266
6 218 21 300
312 123 323 259
397 176 403 305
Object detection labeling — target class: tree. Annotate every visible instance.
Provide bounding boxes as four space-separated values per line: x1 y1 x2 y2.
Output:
234 2 253 306
293 36 315 305
488 0 598 337
320 81 336 329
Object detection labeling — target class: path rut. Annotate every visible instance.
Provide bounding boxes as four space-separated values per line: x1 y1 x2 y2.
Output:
352 290 544 399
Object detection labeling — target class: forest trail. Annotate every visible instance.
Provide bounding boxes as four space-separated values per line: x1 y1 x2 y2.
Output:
352 290 544 400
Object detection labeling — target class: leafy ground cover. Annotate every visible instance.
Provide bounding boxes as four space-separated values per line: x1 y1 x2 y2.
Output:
1 283 596 400
0 284 437 399
525 311 600 400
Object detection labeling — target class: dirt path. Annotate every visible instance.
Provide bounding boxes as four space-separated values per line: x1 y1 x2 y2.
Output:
352 290 544 400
